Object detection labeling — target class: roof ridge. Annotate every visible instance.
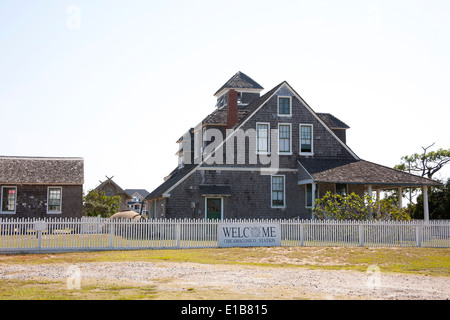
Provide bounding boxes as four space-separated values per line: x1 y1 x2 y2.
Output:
214 71 264 96
0 155 83 161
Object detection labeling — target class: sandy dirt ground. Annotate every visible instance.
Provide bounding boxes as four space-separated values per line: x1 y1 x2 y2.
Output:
0 261 449 300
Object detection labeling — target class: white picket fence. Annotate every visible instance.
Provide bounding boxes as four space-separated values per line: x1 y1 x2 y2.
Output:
0 217 449 253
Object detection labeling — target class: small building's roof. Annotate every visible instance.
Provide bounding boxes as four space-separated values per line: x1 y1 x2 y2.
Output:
298 158 442 189
125 189 150 198
214 71 264 97
146 164 197 200
95 177 132 197
199 185 232 196
317 113 350 129
0 156 84 185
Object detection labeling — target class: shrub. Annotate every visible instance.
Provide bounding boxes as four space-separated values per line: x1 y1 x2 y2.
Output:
313 192 411 221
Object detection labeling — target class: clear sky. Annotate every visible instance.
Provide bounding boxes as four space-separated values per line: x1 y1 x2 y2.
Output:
1 0 449 193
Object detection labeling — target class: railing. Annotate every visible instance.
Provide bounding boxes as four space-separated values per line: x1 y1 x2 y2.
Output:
0 218 449 253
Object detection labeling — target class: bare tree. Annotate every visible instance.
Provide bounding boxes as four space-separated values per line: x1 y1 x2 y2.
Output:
395 143 450 179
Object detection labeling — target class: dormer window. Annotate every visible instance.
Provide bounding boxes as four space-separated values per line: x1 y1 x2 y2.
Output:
216 95 226 108
278 96 291 116
237 92 242 104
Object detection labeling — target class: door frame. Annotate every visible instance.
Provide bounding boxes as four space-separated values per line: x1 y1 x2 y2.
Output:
205 197 223 220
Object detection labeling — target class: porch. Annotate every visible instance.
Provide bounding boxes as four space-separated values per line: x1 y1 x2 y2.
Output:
297 159 443 221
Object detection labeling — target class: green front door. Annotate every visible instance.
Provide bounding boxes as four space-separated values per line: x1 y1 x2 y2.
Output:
206 198 222 220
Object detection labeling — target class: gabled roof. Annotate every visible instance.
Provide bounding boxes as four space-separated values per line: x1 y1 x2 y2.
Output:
0 156 84 185
298 158 442 188
95 178 131 197
214 71 264 97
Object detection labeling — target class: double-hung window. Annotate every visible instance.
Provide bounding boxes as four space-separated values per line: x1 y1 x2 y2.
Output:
300 124 313 154
47 187 62 213
256 123 270 153
278 124 291 154
278 97 291 116
271 175 285 207
1 186 16 213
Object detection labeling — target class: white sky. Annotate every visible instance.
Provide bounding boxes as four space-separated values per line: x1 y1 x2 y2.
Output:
0 0 449 193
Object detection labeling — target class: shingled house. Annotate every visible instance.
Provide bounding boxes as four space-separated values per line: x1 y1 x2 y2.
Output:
146 72 441 220
94 177 132 212
0 156 84 218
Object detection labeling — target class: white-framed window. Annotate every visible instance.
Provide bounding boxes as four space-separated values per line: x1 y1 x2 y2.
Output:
1 186 17 214
278 123 292 154
256 122 270 154
300 124 313 155
305 183 318 208
47 187 62 214
336 183 347 196
271 175 285 208
277 96 292 116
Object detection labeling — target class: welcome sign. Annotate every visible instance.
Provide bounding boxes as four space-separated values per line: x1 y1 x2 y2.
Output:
218 222 281 247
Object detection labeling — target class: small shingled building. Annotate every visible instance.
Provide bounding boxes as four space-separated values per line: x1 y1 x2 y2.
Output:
0 156 84 218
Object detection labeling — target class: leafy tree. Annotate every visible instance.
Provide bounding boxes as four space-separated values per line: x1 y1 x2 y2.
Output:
313 192 411 221
83 190 121 217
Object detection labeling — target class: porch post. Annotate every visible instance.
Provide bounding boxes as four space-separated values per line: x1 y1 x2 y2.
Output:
367 185 372 199
367 185 373 216
312 182 317 207
423 186 429 222
311 183 317 219
398 187 403 209
376 189 381 213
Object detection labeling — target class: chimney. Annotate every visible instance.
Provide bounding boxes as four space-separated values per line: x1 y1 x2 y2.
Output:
227 89 238 129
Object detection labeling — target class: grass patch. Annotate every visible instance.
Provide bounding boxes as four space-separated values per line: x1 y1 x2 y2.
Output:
0 278 158 300
0 246 449 277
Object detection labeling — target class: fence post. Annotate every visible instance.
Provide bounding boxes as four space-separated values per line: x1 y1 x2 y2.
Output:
176 222 181 248
359 223 364 247
300 223 304 246
416 224 422 247
109 220 115 249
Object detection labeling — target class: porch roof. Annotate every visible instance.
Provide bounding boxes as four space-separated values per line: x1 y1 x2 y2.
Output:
298 158 442 189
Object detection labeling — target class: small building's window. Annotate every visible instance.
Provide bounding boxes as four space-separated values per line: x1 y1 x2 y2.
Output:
271 175 285 207
336 183 347 196
1 186 16 213
300 124 313 154
279 124 291 153
256 123 270 153
278 97 291 116
47 187 62 213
